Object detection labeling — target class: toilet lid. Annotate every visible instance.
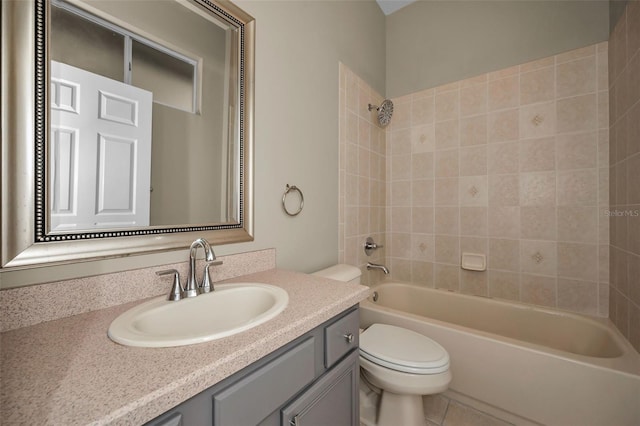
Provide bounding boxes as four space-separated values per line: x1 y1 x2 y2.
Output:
359 324 450 374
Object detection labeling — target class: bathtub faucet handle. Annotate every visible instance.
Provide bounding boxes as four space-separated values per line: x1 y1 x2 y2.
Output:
364 237 384 256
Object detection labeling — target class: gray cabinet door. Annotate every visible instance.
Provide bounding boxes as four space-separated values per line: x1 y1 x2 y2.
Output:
281 350 359 426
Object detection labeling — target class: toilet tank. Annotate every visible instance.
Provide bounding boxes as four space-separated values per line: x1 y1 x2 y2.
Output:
312 264 361 284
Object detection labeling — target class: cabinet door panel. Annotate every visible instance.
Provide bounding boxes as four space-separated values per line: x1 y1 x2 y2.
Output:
281 350 359 426
214 337 316 426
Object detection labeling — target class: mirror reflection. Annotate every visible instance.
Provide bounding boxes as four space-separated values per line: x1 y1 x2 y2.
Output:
48 0 240 232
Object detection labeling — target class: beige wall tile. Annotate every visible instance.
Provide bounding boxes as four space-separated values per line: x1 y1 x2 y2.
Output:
627 102 640 157
627 154 640 204
391 99 412 130
488 206 521 239
488 75 519 111
460 236 488 254
390 232 412 258
459 146 487 176
412 207 434 234
411 152 434 179
391 207 411 233
487 141 519 174
598 91 609 130
520 240 558 276
520 101 556 138
489 174 520 206
391 154 411 181
521 274 557 307
489 238 520 272
460 83 488 117
557 169 598 206
599 244 610 283
434 263 460 291
460 115 488 146
412 233 435 262
628 1 640 61
519 136 556 172
461 270 488 296
557 242 598 281
412 261 434 287
435 177 459 206
557 206 598 243
411 123 436 153
520 172 556 206
558 278 598 315
412 95 435 126
390 128 412 155
520 56 555 72
435 90 460 122
489 270 520 300
435 149 460 177
520 206 557 240
460 207 488 236
412 179 434 206
597 49 609 92
556 45 596 64
435 119 460 150
390 180 411 206
435 206 459 235
487 65 519 81
556 94 598 134
488 108 519 143
435 235 460 265
459 176 488 206
556 56 597 99
520 67 555 105
557 132 598 170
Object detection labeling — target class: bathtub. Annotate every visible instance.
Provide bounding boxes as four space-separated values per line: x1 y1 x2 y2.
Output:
359 282 640 426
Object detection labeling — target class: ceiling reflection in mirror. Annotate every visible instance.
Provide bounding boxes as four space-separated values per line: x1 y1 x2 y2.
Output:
45 0 242 236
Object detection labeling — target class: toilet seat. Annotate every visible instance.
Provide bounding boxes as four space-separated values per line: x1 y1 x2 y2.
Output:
359 323 450 374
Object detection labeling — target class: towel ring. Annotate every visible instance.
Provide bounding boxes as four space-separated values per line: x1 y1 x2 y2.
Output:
282 184 304 216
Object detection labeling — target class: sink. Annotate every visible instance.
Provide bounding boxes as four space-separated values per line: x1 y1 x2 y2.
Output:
108 283 288 348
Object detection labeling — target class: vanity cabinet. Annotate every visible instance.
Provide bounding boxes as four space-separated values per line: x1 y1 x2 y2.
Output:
146 306 360 426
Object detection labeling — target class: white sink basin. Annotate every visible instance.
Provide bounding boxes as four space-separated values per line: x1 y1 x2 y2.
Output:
108 283 288 348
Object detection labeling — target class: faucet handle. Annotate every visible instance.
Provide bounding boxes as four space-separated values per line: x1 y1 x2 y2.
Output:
200 260 223 294
364 237 384 256
156 269 183 301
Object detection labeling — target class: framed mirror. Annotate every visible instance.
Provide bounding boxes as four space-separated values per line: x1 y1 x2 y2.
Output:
1 0 254 269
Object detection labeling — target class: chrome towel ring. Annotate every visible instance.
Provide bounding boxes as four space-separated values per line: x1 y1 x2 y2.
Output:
282 184 304 216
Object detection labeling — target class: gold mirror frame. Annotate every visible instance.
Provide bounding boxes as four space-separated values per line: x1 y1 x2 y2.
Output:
0 0 254 269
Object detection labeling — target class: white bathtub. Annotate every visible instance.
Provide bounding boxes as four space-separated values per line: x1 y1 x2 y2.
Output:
359 282 640 426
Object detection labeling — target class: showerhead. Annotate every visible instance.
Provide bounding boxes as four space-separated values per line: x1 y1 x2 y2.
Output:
368 99 394 127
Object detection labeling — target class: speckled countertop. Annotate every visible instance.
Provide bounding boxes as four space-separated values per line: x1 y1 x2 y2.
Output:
0 269 370 426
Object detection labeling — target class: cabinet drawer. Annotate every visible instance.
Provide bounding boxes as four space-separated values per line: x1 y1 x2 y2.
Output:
213 337 316 426
324 309 359 368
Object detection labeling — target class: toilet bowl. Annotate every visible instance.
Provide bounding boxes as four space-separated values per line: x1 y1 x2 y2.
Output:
312 264 452 426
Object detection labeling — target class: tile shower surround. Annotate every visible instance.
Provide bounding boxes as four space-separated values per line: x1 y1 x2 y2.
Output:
338 63 387 285
339 42 611 319
609 0 640 351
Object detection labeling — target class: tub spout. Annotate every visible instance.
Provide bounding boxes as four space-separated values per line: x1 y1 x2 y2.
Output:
367 262 389 274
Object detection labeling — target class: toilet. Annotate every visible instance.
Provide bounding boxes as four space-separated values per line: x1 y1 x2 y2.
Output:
313 264 452 426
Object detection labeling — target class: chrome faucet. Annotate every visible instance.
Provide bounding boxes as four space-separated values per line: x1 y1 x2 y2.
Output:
185 238 217 298
367 262 389 274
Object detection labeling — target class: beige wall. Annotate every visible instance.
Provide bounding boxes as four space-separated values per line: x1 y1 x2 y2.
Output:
608 0 640 351
0 0 386 288
386 0 610 98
